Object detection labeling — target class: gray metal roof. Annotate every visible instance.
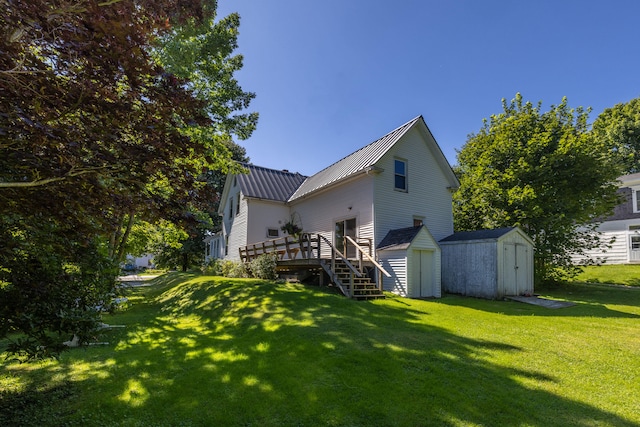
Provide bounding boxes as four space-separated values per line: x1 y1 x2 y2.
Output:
439 227 516 243
288 116 422 201
377 226 424 250
237 163 307 202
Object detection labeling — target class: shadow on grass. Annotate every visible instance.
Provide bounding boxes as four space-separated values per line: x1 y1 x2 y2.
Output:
2 274 637 426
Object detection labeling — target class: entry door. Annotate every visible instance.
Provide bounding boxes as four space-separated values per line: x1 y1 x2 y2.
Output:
335 218 356 258
630 235 640 262
413 250 434 297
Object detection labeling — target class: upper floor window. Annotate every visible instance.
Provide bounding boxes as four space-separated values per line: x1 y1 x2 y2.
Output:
634 189 640 213
228 197 233 219
394 159 407 191
236 195 241 216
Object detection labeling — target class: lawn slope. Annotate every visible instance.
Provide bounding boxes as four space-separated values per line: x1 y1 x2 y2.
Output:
1 274 639 426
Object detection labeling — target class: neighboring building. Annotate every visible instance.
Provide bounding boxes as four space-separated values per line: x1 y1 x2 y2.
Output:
206 116 460 297
574 173 640 264
439 227 534 299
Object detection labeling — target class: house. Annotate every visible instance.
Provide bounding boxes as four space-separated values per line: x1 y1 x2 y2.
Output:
574 172 640 264
206 116 460 298
439 227 534 299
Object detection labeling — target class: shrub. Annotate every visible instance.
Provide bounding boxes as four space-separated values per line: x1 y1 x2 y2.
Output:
248 253 279 280
201 259 222 276
220 260 248 278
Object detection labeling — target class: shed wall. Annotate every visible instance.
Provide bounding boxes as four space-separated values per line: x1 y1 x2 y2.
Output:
441 241 497 299
379 253 408 296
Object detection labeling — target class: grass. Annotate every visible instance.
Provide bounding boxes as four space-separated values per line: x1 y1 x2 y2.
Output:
569 264 640 287
1 273 639 426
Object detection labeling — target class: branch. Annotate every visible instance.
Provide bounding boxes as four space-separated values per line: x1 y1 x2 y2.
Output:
0 167 109 189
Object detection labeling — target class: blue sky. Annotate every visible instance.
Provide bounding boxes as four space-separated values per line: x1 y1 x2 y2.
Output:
217 0 640 176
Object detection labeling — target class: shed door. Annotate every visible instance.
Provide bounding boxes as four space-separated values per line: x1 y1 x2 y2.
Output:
503 243 530 295
413 250 434 297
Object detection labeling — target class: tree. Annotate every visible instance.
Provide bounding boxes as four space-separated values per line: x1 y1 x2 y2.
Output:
454 94 622 284
592 97 640 175
0 0 256 358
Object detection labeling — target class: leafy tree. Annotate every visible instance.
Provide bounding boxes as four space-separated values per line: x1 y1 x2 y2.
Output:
0 0 256 358
592 97 640 174
454 94 621 284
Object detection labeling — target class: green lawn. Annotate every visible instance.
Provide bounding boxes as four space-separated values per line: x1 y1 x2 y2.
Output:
569 264 640 287
1 273 639 426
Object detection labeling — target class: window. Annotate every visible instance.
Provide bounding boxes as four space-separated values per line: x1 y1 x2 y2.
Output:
634 189 640 213
413 218 424 227
394 159 407 191
236 195 241 216
267 228 279 238
228 198 233 219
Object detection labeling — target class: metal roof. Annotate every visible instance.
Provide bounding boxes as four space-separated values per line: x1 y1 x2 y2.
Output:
377 226 424 250
237 163 307 202
288 116 422 201
439 227 516 243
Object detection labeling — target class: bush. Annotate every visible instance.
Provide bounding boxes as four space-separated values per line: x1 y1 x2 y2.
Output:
220 260 248 278
248 253 279 280
201 258 222 276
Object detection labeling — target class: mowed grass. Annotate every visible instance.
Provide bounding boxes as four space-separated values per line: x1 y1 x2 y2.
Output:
1 273 639 426
570 264 640 287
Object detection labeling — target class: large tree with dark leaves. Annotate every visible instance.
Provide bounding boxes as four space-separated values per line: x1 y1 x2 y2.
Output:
0 0 256 358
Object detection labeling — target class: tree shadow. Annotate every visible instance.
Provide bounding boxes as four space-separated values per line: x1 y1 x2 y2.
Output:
2 277 638 426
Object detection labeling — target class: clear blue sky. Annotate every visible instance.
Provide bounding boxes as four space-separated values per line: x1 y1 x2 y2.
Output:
217 0 640 176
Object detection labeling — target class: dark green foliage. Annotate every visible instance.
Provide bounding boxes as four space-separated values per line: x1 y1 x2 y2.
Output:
592 97 640 174
454 94 622 283
248 253 279 280
0 216 118 360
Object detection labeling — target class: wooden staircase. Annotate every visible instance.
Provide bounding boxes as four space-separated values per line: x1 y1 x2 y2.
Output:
321 259 385 300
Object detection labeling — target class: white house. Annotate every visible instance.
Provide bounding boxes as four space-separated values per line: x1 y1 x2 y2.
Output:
206 116 460 298
574 172 640 264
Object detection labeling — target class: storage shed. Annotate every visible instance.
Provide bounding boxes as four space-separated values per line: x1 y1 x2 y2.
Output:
377 225 441 298
439 227 534 299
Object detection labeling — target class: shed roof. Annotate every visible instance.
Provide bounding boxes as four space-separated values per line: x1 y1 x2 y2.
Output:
439 227 516 243
377 226 424 251
288 116 423 201
237 163 308 202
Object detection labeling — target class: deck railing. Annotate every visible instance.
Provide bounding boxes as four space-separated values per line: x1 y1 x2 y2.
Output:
239 233 390 295
239 233 320 262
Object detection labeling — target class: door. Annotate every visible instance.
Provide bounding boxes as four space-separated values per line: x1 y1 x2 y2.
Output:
630 235 640 262
413 250 434 297
503 243 531 296
335 218 356 258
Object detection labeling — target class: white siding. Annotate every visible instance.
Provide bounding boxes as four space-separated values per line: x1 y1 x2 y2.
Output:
246 200 290 244
223 190 248 261
373 126 454 246
290 175 375 258
574 218 640 264
379 253 408 296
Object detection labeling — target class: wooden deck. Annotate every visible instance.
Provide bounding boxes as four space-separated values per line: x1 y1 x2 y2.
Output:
239 234 390 300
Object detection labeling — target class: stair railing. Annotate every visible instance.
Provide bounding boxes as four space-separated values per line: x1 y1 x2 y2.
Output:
317 234 362 278
345 236 391 293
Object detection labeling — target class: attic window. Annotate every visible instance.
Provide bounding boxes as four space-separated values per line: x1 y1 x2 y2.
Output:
236 195 241 216
394 159 407 192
